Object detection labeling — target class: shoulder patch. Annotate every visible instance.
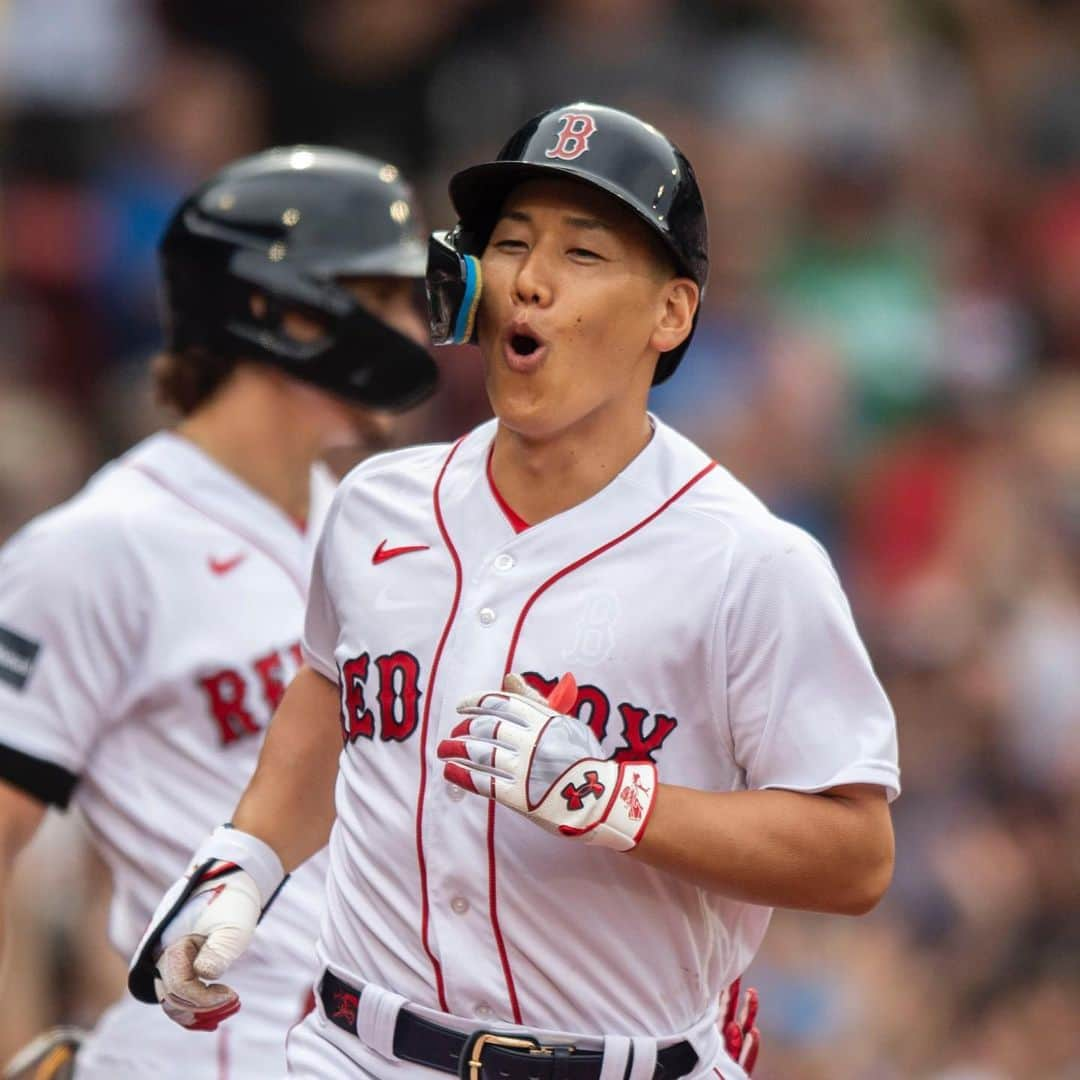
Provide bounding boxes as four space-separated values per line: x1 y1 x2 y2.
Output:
0 624 41 691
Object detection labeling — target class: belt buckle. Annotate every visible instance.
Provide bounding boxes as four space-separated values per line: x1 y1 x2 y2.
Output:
464 1031 575 1080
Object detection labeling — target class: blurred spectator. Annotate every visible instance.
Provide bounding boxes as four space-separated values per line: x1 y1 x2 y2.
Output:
88 46 269 365
1024 175 1080 366
0 380 98 542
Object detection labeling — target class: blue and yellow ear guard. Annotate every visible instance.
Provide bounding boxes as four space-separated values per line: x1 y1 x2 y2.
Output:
426 229 482 346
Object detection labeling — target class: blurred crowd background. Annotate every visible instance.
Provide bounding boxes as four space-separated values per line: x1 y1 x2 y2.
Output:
1 1 1078 1077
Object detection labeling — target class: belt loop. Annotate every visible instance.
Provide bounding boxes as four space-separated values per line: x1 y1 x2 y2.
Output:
355 980 407 1061
627 1037 657 1080
599 1035 631 1080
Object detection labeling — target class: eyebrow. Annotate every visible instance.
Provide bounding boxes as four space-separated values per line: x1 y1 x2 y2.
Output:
499 209 613 231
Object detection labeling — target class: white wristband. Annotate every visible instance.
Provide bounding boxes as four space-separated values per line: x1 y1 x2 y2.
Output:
189 825 286 907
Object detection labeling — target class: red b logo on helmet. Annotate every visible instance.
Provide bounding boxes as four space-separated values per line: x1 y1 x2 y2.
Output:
545 113 597 161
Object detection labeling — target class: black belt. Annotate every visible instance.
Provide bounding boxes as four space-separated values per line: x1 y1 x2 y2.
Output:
319 970 698 1080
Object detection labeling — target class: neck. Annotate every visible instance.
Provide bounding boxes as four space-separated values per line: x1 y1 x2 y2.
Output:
490 401 654 526
176 375 314 524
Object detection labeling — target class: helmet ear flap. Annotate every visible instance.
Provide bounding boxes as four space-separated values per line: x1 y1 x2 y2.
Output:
426 230 483 346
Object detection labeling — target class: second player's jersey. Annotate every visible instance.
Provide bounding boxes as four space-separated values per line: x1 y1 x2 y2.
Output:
303 416 900 1041
0 432 331 1057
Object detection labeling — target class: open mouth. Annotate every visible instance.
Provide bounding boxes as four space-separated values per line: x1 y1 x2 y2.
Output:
509 332 541 357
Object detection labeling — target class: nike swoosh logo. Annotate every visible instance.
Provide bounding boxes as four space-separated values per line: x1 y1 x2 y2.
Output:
208 553 247 575
373 540 430 565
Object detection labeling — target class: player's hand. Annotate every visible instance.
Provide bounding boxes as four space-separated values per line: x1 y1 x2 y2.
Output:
128 826 287 1030
437 672 658 852
720 978 760 1075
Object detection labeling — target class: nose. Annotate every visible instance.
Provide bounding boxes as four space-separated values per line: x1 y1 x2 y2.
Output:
512 247 553 308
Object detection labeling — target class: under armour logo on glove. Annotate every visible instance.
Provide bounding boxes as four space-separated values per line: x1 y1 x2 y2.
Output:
437 672 658 852
562 771 605 809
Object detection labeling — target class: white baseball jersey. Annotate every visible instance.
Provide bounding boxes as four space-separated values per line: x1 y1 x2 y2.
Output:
300 416 899 1077
0 431 333 1079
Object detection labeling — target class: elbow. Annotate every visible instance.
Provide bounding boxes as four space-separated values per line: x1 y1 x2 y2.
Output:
837 834 895 916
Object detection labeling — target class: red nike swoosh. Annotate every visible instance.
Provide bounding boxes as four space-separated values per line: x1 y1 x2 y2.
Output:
209 553 247 575
373 540 430 565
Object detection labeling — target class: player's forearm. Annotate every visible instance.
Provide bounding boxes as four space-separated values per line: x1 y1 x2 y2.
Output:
230 665 341 872
0 781 47 963
631 782 894 915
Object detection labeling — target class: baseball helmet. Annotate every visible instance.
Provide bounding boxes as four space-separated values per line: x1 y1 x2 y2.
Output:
160 146 437 411
426 102 708 384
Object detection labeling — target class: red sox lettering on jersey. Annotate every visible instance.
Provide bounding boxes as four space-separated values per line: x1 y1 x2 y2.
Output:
200 641 304 746
337 654 678 761
302 417 899 1053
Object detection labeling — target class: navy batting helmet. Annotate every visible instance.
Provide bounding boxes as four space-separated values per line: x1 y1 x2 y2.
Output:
160 146 437 412
426 102 708 384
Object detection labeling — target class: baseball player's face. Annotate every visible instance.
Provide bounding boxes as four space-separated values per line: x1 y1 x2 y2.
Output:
477 178 697 441
267 276 428 453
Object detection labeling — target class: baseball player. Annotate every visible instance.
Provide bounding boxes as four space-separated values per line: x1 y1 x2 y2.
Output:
0 146 437 1079
131 104 898 1079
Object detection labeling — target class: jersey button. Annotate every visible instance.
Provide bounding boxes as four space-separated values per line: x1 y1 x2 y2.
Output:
478 607 496 626
475 1003 494 1019
447 784 466 802
451 896 469 915
493 553 515 572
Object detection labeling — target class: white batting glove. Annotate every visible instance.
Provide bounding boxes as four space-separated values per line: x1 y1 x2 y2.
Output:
128 826 288 1031
437 672 658 851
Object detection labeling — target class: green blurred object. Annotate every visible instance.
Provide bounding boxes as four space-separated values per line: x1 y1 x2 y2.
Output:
773 234 939 442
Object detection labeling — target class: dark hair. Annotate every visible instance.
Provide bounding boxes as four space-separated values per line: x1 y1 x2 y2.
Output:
151 349 238 417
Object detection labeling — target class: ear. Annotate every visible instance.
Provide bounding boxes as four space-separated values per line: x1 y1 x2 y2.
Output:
650 278 699 355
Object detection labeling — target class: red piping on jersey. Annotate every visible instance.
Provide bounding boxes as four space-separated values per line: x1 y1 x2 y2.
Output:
417 435 467 1012
492 458 718 1024
127 463 307 600
486 446 530 534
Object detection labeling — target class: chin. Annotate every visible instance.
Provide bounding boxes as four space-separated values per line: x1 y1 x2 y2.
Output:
489 386 549 436
316 422 379 456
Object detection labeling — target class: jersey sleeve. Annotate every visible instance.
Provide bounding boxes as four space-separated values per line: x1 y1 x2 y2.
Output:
0 511 146 806
301 495 342 683
720 524 900 800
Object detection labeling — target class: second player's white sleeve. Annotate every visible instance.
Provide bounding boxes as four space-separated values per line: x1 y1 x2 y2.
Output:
720 524 900 800
0 510 147 789
301 497 342 683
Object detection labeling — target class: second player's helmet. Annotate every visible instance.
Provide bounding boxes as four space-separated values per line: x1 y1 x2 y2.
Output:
427 102 708 384
160 146 437 411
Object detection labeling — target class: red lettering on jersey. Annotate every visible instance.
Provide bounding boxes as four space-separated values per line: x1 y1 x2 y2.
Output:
573 684 612 743
544 112 597 161
613 704 677 763
376 650 422 741
253 649 289 711
341 653 376 744
288 642 304 668
523 671 613 743
522 672 558 699
200 669 262 746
